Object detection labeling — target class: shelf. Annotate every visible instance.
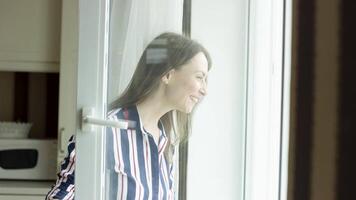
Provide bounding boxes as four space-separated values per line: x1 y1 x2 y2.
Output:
0 180 54 195
0 61 59 73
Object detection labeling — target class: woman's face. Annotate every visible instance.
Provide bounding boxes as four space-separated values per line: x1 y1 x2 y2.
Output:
164 52 209 113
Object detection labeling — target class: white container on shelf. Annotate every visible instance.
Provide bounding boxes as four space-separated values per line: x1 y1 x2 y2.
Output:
0 122 32 139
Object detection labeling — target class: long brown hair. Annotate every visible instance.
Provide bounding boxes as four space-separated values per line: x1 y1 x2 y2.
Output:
110 32 211 157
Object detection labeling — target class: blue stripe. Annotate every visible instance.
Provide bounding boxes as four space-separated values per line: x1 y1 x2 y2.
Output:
135 129 149 200
148 136 159 200
117 109 136 199
106 127 118 199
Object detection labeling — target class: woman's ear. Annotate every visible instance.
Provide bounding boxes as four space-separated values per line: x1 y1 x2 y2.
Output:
161 69 175 84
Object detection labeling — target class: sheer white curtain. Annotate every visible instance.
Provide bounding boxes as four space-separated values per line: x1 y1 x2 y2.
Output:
106 1 183 199
108 0 184 103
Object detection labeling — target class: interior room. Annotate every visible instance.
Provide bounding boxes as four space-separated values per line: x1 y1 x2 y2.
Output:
0 0 354 199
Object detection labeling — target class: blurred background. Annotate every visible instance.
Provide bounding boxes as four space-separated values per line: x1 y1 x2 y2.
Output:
288 0 356 199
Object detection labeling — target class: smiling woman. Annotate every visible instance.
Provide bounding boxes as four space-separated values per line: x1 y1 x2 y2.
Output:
46 32 212 200
159 52 209 114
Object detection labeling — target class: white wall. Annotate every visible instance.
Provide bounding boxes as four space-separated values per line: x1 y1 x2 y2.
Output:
188 0 248 199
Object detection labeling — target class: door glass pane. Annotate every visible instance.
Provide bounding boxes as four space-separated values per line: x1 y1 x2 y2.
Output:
104 0 184 199
104 0 248 199
187 1 248 199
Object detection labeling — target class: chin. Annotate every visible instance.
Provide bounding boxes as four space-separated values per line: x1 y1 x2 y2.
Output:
177 106 193 114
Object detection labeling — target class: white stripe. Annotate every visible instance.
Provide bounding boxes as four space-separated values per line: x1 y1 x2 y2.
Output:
61 146 75 178
122 172 128 199
63 187 74 200
107 108 122 118
112 128 119 171
144 134 153 200
168 161 176 199
113 115 124 172
65 161 75 182
158 139 164 152
62 154 75 182
162 157 170 196
112 114 127 200
112 126 120 172
116 168 128 199
47 188 60 199
68 192 75 200
66 184 74 192
117 173 123 200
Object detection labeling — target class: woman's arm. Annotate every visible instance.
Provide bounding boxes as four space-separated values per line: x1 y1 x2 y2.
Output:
45 135 76 200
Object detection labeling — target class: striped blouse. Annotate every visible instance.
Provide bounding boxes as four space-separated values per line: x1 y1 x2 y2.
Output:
46 105 176 200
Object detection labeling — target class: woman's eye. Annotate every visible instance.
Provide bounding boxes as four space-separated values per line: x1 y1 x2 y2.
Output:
196 76 204 80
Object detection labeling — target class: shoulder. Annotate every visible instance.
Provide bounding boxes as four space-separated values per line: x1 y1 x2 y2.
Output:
106 108 127 120
107 106 135 121
107 107 124 119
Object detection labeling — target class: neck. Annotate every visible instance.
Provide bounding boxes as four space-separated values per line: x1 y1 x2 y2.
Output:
136 90 172 131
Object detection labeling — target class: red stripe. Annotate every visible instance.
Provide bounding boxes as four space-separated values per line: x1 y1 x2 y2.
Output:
123 108 129 120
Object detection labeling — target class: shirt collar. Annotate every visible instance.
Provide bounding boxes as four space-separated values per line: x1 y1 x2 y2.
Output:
127 104 167 140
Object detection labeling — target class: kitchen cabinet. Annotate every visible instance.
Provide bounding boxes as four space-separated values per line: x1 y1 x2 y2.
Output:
0 0 77 167
0 196 45 200
0 0 78 198
0 0 61 73
0 181 53 199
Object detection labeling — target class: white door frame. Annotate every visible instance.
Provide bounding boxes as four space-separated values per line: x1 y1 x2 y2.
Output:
75 0 110 199
244 0 292 199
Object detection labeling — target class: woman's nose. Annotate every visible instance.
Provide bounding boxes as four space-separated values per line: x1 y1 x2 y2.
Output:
199 83 208 96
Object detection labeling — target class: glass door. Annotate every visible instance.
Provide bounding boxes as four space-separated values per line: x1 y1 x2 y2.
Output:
74 0 292 199
104 0 184 200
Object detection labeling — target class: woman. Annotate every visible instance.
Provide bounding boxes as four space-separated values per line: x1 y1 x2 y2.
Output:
46 32 212 200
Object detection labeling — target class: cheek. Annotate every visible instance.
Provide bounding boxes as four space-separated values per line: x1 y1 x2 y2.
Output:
166 81 197 101
187 80 201 93
179 80 199 96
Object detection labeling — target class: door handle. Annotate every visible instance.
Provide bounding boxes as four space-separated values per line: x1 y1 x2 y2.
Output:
58 127 66 153
81 107 136 132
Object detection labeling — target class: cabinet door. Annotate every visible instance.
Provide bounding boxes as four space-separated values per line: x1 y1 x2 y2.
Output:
57 0 78 166
0 0 61 72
